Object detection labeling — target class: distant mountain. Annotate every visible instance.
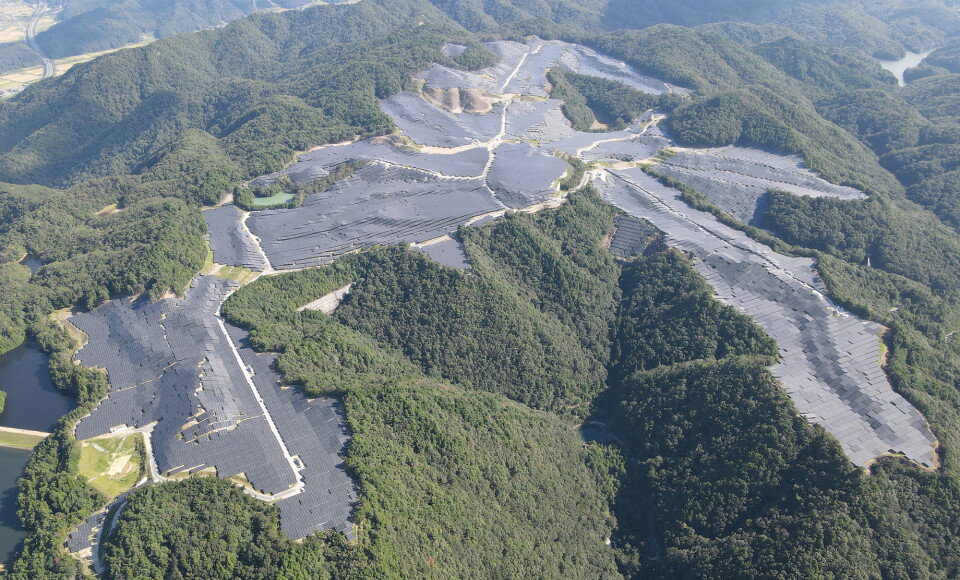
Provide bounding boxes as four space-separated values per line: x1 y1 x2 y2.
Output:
24 0 352 62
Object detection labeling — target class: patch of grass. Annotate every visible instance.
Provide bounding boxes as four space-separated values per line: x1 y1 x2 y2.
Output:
252 192 295 207
215 265 257 284
201 243 216 275
95 203 118 216
0 428 46 449
77 433 145 499
47 307 87 347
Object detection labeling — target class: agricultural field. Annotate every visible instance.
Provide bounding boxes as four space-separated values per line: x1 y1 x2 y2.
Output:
0 34 153 95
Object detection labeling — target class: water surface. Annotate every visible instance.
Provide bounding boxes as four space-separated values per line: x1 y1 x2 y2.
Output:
17 255 41 276
0 447 30 565
878 50 934 86
0 343 76 432
578 423 609 444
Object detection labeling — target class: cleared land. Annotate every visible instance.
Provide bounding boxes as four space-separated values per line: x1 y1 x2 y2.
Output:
78 433 144 499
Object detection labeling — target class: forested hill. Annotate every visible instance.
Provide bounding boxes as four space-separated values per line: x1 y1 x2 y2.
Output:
11 0 351 66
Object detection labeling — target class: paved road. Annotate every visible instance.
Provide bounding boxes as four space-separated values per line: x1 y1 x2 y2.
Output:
25 5 54 78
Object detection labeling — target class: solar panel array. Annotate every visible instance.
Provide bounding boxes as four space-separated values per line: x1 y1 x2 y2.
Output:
224 324 356 539
609 215 661 258
597 169 937 466
71 276 298 494
204 205 267 270
217 39 937 473
247 163 503 270
654 147 867 224
380 91 502 148
65 488 135 559
487 142 568 208
582 134 673 164
417 237 471 269
251 139 490 189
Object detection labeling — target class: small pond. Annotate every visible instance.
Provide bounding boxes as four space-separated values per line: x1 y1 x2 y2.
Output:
0 446 30 565
17 254 41 276
0 342 76 432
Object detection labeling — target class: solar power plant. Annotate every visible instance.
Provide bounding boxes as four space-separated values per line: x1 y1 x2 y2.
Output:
203 205 267 270
442 43 467 58
653 147 867 224
224 324 356 539
417 237 471 269
380 91 502 147
71 276 299 495
416 38 684 98
487 142 568 208
65 489 135 557
502 40 673 97
238 40 935 468
581 134 673 163
595 168 937 467
64 508 105 554
504 99 566 139
416 40 528 92
247 163 503 270
251 139 490 188
608 215 661 258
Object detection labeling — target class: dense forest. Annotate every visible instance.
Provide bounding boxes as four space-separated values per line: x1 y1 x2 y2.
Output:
3 0 960 577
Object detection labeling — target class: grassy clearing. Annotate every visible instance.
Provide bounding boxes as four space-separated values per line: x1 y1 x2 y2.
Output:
48 307 88 347
201 243 216 275
215 265 257 284
95 203 118 216
0 427 47 449
77 433 145 499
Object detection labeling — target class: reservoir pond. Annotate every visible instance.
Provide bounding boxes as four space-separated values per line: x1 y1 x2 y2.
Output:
0 342 76 432
0 447 30 565
878 50 933 86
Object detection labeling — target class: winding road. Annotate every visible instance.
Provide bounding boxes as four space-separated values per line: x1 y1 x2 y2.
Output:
25 4 53 78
